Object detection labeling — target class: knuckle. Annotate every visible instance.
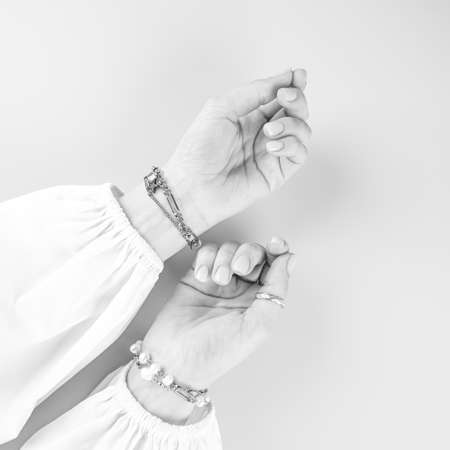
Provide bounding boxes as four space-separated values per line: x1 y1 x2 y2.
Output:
238 242 257 252
216 242 240 262
200 243 219 258
221 240 240 252
247 242 264 258
234 243 259 262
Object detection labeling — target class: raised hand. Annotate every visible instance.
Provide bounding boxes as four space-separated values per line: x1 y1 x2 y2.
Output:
119 70 309 260
164 69 310 230
140 238 295 389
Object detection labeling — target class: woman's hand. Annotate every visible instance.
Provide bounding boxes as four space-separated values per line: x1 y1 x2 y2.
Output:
120 69 309 260
165 68 310 231
140 237 295 389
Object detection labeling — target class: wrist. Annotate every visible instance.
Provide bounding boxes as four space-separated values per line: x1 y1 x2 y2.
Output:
127 363 195 425
162 162 210 235
118 166 209 261
141 336 212 391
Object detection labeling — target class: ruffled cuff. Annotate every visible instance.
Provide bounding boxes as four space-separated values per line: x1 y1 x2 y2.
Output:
23 363 222 449
0 183 164 443
13 183 163 340
113 363 220 441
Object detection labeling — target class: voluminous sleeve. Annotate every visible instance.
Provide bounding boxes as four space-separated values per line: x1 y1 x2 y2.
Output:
22 363 223 449
0 184 163 443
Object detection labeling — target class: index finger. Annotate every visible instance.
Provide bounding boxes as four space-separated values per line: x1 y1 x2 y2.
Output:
292 68 307 90
224 70 293 117
276 87 309 121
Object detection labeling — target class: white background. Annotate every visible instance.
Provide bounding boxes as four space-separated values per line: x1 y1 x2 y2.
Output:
1 1 450 449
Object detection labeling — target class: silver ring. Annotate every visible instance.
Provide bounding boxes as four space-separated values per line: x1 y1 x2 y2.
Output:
255 292 286 309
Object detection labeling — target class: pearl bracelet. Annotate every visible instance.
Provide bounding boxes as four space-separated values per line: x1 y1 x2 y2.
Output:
129 340 211 408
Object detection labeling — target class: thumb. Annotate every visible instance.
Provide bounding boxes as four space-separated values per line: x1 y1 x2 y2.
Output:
245 252 296 332
224 70 293 116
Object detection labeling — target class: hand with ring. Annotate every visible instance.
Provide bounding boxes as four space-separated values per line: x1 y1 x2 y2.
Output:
134 237 295 392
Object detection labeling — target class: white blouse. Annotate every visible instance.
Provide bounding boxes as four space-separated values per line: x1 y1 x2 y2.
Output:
0 184 222 449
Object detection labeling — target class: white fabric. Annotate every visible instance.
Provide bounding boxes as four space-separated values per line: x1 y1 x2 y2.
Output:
0 184 221 448
23 363 222 450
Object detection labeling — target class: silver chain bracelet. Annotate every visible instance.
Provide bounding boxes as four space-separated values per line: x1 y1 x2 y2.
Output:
144 167 201 250
130 340 211 408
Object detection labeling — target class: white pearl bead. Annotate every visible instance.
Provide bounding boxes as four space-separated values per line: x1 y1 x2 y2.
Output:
162 374 174 386
148 363 161 376
129 341 142 355
140 363 161 381
138 352 149 365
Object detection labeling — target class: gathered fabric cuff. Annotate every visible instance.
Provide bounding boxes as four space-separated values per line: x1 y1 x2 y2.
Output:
23 363 222 450
12 183 163 340
0 183 164 443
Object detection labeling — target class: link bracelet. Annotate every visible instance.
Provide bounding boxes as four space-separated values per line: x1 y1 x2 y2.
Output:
144 166 201 250
130 340 211 408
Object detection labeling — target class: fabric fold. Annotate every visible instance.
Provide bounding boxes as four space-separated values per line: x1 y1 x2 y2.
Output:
0 184 163 443
23 363 222 450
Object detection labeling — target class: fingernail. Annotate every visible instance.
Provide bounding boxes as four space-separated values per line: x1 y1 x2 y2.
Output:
270 236 288 250
195 265 209 282
264 121 284 137
266 140 284 153
214 266 230 285
291 68 307 89
283 88 298 102
295 68 307 82
287 254 297 276
233 256 250 274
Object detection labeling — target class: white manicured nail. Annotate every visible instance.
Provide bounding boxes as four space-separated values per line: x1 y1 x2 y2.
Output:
266 140 284 152
270 236 288 249
195 265 209 282
214 266 230 285
283 88 298 102
264 121 284 137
